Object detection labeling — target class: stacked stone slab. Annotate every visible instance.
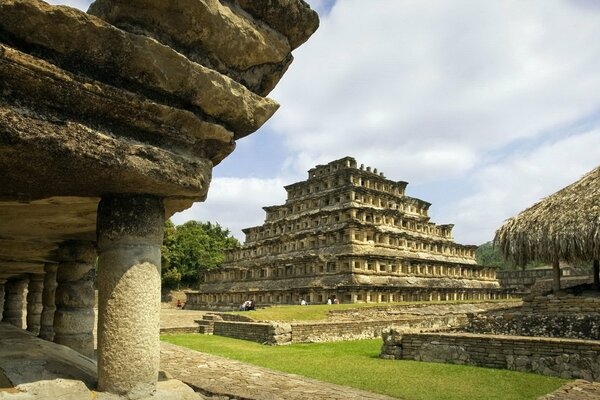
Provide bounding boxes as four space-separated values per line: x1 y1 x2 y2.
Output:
189 157 503 308
0 0 318 397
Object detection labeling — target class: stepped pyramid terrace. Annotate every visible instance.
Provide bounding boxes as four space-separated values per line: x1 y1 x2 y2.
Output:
187 157 505 309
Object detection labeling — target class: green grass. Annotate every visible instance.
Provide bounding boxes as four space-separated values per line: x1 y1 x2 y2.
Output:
161 334 567 400
230 299 516 322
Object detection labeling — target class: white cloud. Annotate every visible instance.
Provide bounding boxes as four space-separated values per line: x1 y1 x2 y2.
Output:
448 130 600 245
45 0 91 10
172 178 288 242
271 0 600 184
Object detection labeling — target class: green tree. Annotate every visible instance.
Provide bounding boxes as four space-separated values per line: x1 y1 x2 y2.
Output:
160 220 239 288
476 241 547 270
475 241 506 269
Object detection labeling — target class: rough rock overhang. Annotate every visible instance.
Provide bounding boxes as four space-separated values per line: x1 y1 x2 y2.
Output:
0 0 319 278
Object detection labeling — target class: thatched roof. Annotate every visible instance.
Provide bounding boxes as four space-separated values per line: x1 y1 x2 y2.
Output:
494 166 600 266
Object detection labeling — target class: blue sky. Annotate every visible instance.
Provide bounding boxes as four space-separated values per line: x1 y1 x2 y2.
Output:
52 0 600 245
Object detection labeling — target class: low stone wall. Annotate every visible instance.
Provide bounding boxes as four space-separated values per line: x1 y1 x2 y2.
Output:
497 268 558 289
496 267 590 291
463 294 600 340
380 331 600 381
327 301 521 321
160 326 199 334
292 315 466 343
530 276 593 295
213 321 291 345
207 314 468 345
521 294 600 314
464 312 600 340
184 303 237 312
210 312 255 322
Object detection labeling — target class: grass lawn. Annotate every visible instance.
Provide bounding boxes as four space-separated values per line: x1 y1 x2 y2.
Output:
161 334 567 400
229 299 516 322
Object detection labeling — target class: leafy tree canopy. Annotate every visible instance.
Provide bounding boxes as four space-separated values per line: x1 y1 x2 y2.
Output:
161 220 240 288
476 241 546 270
475 241 506 268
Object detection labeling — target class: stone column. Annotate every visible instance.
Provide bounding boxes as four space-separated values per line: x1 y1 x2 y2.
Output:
26 274 44 335
3 277 29 328
0 279 6 321
39 264 58 341
552 259 561 293
54 242 96 358
96 195 164 397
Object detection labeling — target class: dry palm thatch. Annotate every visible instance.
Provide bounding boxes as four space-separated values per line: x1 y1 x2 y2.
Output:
494 166 600 267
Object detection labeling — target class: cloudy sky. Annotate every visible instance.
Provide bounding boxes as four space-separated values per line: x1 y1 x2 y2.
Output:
54 0 600 245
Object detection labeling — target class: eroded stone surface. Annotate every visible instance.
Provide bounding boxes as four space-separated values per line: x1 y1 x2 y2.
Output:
88 0 318 96
0 323 96 388
96 196 164 396
0 0 317 266
0 0 279 136
89 0 291 69
0 378 206 400
234 0 320 50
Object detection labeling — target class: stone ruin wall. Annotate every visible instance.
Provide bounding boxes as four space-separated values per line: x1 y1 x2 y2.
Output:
463 295 600 340
497 266 591 295
198 315 466 346
192 157 505 308
186 301 520 345
380 331 600 382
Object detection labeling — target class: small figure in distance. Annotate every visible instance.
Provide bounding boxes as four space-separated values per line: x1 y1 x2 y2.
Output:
241 300 251 311
327 297 332 305
176 299 182 308
300 298 307 306
247 300 256 311
333 298 339 304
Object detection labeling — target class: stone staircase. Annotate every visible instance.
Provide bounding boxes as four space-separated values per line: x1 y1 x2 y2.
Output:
196 314 222 335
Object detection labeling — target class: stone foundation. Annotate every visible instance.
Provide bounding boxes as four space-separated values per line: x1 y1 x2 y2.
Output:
464 312 600 340
380 331 600 381
203 315 476 345
522 294 600 313
464 294 600 340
